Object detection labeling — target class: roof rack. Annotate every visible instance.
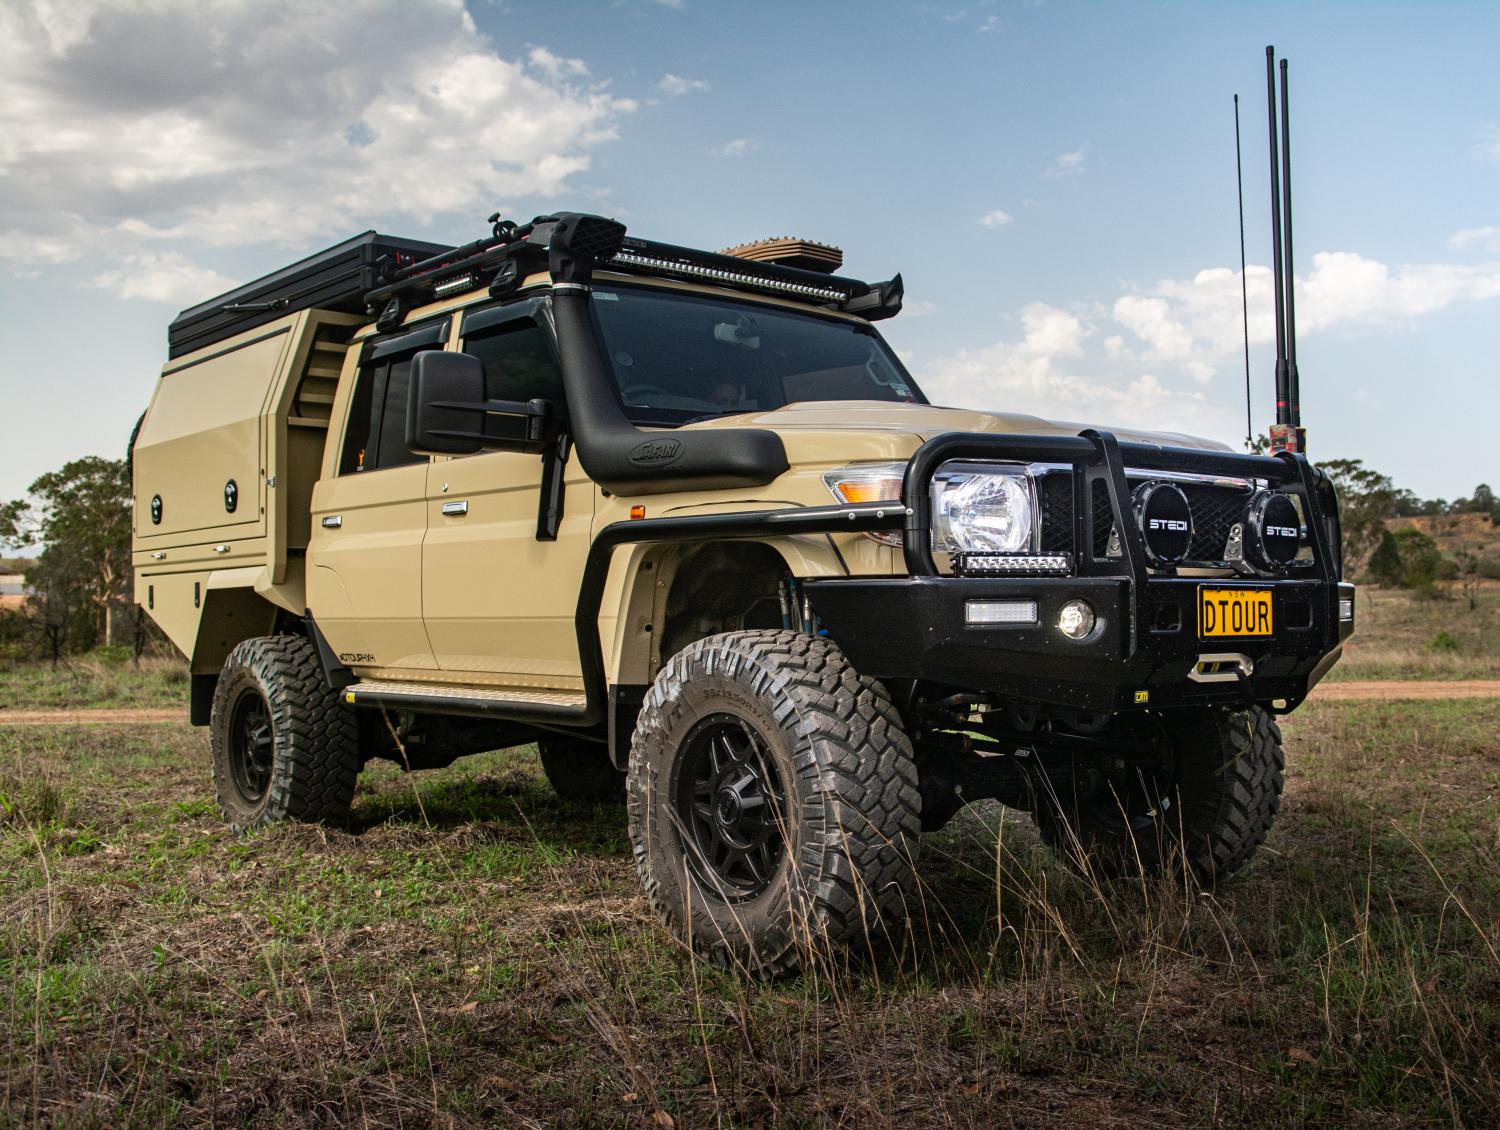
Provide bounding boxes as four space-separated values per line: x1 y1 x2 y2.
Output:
360 213 904 327
167 231 451 359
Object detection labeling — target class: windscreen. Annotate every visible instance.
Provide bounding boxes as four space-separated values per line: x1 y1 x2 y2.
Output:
590 285 925 425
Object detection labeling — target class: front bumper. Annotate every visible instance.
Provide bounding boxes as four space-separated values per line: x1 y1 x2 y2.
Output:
804 575 1355 712
808 428 1351 714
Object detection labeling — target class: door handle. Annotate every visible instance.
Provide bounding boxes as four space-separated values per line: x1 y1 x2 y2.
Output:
322 515 343 528
441 500 469 517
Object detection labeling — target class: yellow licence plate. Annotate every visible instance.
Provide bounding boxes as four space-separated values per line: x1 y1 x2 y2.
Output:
1198 587 1273 638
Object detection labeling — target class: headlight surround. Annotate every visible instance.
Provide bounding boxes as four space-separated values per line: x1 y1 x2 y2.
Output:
931 465 1037 555
823 461 907 547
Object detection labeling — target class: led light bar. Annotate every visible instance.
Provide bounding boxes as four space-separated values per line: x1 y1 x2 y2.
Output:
965 599 1039 625
433 271 479 299
954 554 1071 576
607 251 849 302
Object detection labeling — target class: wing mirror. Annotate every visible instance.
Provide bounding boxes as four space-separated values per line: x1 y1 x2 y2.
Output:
406 351 555 456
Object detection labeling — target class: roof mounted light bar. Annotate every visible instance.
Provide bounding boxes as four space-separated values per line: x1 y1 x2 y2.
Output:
361 211 903 321
607 250 849 302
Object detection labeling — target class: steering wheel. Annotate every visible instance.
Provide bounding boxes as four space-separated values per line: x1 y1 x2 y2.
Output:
621 384 673 402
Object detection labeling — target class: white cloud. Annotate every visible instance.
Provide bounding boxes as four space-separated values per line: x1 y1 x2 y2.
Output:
978 14 1002 32
1449 225 1500 252
979 209 1014 229
712 138 756 158
1043 145 1088 179
0 0 635 280
657 73 709 97
91 252 236 305
915 246 1500 441
526 46 589 80
1475 125 1500 162
917 302 1222 436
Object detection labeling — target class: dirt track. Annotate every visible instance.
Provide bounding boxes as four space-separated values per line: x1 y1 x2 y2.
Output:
1310 679 1500 702
2 680 1497 726
0 707 182 726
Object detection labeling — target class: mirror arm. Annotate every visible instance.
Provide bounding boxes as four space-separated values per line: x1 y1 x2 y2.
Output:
535 433 571 542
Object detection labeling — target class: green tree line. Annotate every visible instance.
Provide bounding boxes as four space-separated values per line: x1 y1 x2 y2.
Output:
0 456 152 664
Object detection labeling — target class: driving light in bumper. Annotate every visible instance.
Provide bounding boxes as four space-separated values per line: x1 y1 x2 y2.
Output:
1058 599 1096 639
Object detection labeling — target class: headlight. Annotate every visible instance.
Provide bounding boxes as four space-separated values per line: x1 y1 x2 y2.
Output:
823 462 906 546
932 466 1036 554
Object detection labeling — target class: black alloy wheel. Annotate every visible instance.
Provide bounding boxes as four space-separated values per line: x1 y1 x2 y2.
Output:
227 688 275 805
673 713 788 902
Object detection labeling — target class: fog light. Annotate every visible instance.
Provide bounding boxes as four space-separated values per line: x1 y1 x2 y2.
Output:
965 599 1038 625
1339 598 1354 621
1058 599 1095 639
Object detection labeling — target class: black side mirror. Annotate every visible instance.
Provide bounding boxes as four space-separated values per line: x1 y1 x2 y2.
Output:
406 351 555 456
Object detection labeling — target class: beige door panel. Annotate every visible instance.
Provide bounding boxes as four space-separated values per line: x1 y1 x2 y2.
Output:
309 463 435 671
422 453 594 686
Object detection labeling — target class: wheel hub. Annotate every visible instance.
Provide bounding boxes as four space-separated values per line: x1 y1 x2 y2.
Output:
228 688 274 805
674 713 787 901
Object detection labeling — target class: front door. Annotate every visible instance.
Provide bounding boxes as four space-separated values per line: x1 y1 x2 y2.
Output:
421 303 594 689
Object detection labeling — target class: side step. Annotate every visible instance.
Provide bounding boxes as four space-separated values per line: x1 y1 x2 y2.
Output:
343 680 588 724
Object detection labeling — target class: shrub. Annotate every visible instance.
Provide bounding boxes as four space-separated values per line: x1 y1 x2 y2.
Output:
1426 630 1459 653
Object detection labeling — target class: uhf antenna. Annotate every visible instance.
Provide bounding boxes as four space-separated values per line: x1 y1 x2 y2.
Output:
1265 45 1305 454
1234 94 1252 450
1279 57 1301 445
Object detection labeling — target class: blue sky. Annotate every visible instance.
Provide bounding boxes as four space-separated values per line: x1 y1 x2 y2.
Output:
2 0 1497 505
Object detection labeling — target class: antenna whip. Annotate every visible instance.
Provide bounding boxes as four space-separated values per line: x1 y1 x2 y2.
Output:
1234 93 1253 450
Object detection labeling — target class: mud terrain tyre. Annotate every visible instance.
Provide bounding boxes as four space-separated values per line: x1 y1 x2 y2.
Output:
627 630 922 977
210 635 360 834
538 735 625 801
1035 706 1284 885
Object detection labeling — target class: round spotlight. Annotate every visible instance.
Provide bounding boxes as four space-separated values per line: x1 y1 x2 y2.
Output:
1244 490 1303 570
1133 481 1194 564
1058 599 1096 639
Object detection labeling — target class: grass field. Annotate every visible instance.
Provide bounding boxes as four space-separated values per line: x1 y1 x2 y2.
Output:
1329 586 1500 682
2 697 1497 1127
0 655 187 712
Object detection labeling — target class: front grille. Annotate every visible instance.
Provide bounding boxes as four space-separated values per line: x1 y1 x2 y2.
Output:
1059 474 1255 565
1180 482 1253 561
1038 472 1074 553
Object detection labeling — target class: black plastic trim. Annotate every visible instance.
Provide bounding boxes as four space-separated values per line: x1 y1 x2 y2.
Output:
189 673 218 726
305 612 356 691
461 296 547 337
368 319 450 360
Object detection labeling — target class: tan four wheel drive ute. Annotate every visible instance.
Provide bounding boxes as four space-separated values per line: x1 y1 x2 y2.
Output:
132 213 1354 975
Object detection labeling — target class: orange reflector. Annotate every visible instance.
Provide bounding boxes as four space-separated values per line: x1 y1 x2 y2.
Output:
831 481 890 503
630 505 646 520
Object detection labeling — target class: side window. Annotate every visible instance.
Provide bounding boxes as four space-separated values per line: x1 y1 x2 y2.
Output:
463 320 563 411
338 352 429 474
